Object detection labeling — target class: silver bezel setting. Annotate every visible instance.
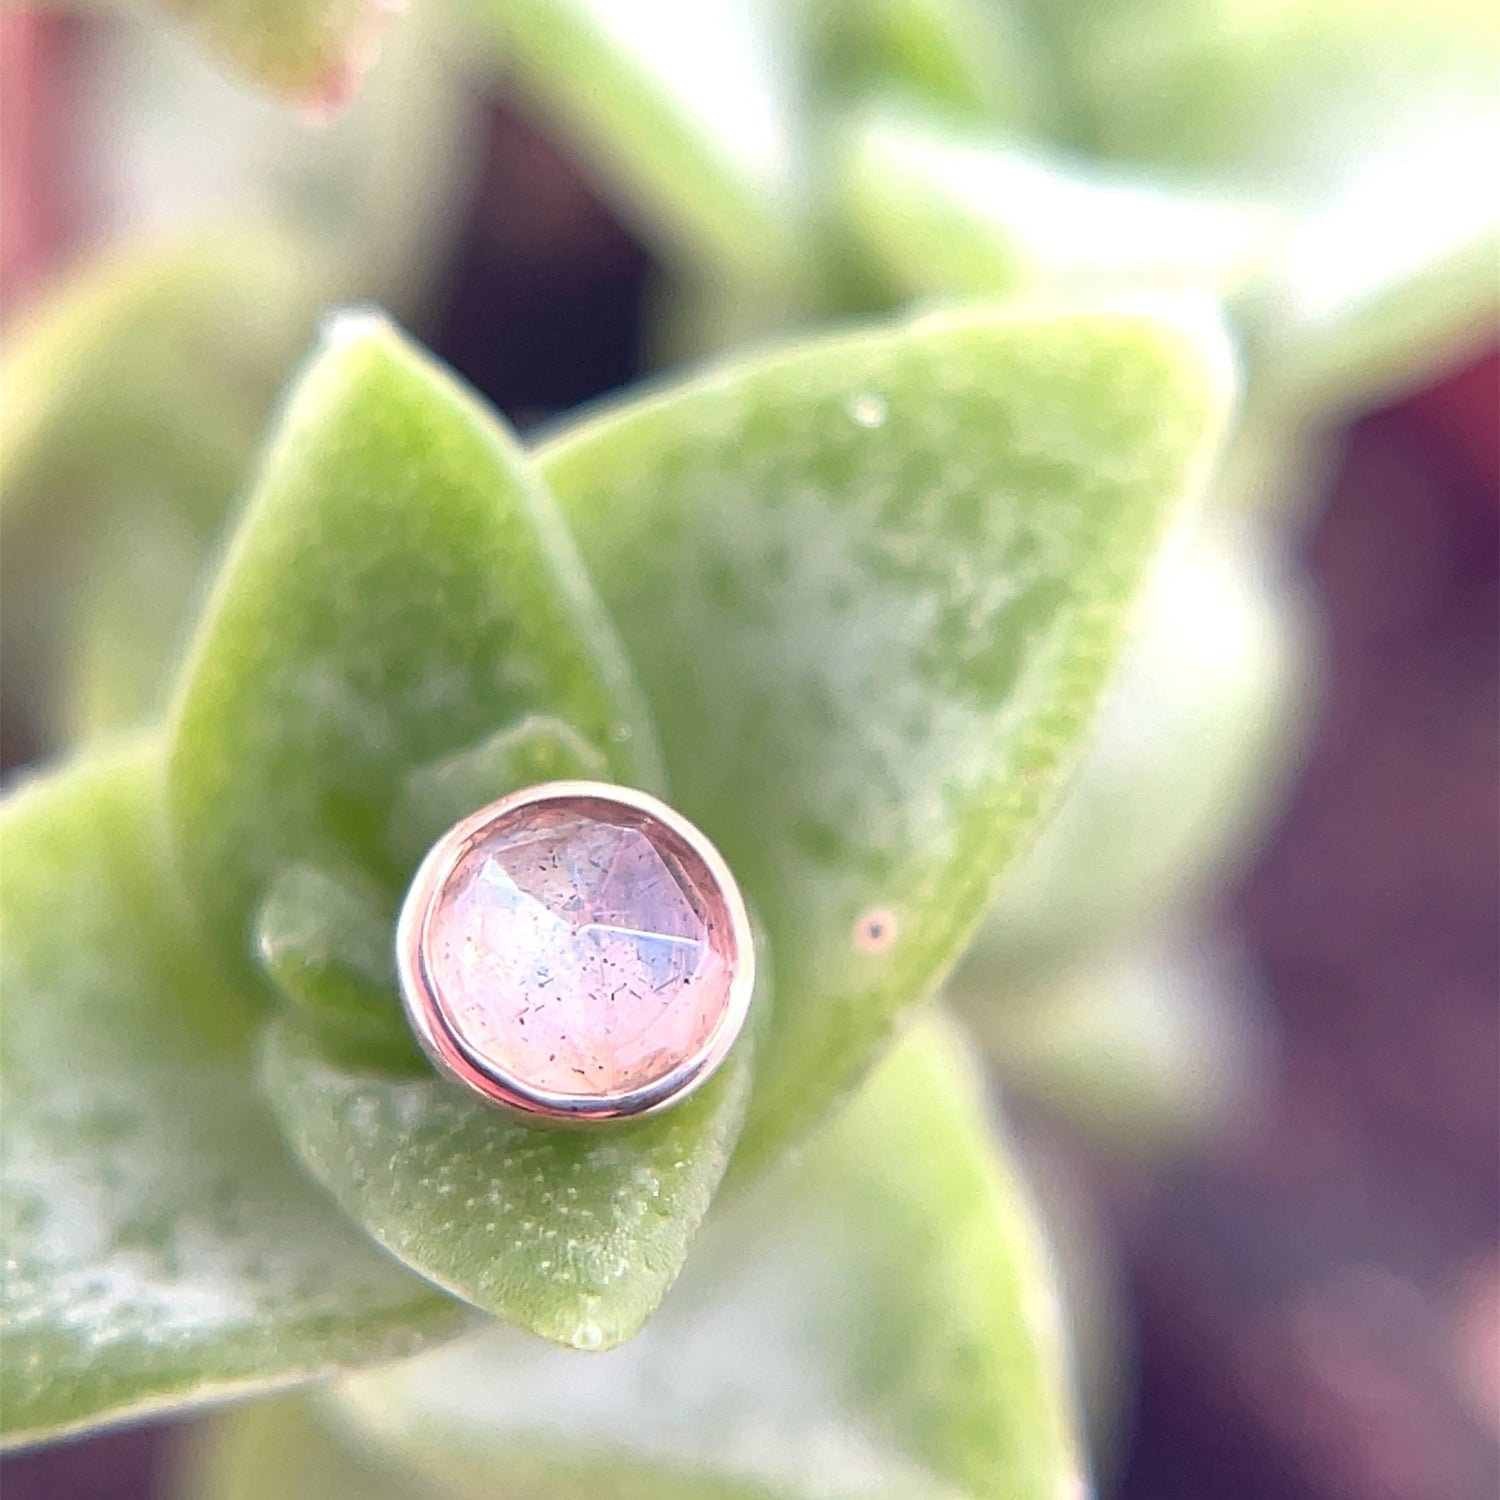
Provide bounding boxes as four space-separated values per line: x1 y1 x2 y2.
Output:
396 780 755 1124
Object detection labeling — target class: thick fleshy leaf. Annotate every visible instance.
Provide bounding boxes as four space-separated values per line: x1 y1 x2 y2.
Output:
0 743 465 1450
459 0 806 279
0 231 317 745
163 317 741 1342
969 520 1311 979
253 717 610 1061
387 714 609 868
1254 136 1500 413
61 502 216 741
1050 0 1499 410
538 296 1234 1165
1058 0 1495 183
0 230 312 528
843 108 1270 302
85 15 480 318
254 865 427 1071
167 310 664 967
959 930 1272 1157
258 1016 755 1350
193 1013 1082 1500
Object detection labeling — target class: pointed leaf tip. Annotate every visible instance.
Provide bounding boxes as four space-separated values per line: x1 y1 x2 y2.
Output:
536 296 1239 1166
167 313 663 959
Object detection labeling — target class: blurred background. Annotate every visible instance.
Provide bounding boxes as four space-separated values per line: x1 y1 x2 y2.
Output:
1 3 1496 1497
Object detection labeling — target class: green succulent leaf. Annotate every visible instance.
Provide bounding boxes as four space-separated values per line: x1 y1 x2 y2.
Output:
167 310 664 968
538 295 1235 1166
0 742 465 1451
460 0 806 280
1252 145 1500 414
960 930 1271 1157
256 714 612 1064
193 1012 1081 1500
1049 0 1499 410
0 230 313 528
387 714 611 868
61 501 215 741
1060 0 1496 185
843 107 1271 302
969 520 1311 980
258 1016 754 1350
810 0 1047 126
163 314 747 1345
0 231 318 746
254 865 425 1071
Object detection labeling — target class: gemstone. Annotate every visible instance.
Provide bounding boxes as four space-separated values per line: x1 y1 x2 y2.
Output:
417 792 742 1103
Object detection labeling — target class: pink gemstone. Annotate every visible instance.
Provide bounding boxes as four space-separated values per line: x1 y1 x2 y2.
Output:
420 796 739 1100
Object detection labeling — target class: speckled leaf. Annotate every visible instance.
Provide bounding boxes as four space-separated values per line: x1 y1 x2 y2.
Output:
167 311 663 971
258 1015 754 1350
164 313 763 1345
538 296 1234 1166
299 1014 1082 1500
458 0 805 279
842 107 1270 301
0 743 465 1451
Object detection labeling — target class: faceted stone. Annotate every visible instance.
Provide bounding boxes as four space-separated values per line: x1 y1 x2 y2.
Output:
422 800 737 1098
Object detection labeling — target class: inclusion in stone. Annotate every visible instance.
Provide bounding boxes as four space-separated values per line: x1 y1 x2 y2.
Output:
414 790 745 1107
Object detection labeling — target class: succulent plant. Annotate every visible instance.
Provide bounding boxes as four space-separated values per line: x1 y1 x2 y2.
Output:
2 0 1492 1493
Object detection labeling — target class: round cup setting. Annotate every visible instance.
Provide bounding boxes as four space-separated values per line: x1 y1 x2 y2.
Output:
396 781 755 1123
